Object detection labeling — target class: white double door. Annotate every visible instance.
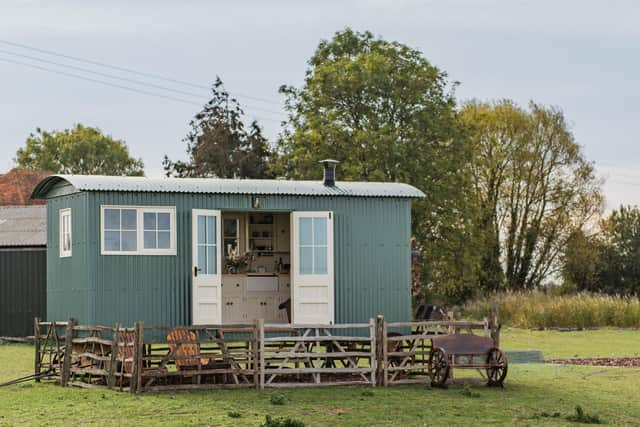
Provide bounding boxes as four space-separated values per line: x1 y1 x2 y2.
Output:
192 209 222 325
191 209 335 326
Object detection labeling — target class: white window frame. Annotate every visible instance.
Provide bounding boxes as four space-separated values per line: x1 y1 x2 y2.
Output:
100 205 177 256
59 208 72 258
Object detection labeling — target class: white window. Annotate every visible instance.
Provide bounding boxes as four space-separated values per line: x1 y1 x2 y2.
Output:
101 206 176 255
59 208 72 257
223 217 240 257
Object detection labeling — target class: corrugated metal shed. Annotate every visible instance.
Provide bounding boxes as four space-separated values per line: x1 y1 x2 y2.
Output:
32 175 425 199
0 205 46 247
0 249 46 337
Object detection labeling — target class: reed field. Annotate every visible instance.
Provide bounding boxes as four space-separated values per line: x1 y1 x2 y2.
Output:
461 291 640 329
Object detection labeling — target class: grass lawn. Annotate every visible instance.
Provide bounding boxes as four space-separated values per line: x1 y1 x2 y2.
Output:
0 329 639 426
501 327 640 359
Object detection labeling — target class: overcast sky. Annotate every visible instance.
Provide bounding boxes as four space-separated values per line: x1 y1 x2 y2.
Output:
1 0 639 209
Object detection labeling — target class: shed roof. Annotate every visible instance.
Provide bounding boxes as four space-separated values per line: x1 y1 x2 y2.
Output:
32 175 425 199
0 205 47 247
0 168 51 206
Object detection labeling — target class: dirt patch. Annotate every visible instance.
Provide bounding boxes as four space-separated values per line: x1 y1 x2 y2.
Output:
546 357 640 367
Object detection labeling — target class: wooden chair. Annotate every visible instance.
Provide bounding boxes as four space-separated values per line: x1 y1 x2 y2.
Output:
167 328 218 384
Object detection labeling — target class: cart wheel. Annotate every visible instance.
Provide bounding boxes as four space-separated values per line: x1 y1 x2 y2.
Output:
486 348 508 387
428 347 449 387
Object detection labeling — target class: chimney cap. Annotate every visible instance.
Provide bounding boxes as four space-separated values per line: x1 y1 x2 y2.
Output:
319 159 340 166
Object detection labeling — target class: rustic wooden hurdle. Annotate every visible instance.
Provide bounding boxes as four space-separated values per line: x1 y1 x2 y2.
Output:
259 320 377 388
34 308 500 392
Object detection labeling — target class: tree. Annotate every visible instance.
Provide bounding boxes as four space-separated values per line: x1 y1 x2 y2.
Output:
561 228 605 293
15 124 144 176
461 100 603 291
597 206 640 295
275 28 480 303
163 77 273 179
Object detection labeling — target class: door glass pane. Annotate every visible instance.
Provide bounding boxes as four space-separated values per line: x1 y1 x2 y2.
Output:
207 246 217 274
198 245 206 272
158 213 170 230
313 218 327 245
104 209 120 229
299 218 313 245
299 246 313 275
314 246 328 274
197 216 206 244
157 231 170 249
104 231 120 251
143 212 156 230
206 216 216 244
122 231 137 251
122 209 137 230
144 230 156 249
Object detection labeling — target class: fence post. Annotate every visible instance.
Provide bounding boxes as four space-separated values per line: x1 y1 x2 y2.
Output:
447 311 454 334
61 319 75 386
258 318 265 390
34 317 41 382
375 315 384 386
130 321 142 393
369 318 376 387
490 303 500 347
107 323 120 389
253 319 261 389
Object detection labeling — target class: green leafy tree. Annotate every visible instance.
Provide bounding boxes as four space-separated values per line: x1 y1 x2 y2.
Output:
598 206 640 294
275 28 480 303
15 124 144 175
163 77 273 178
461 100 603 291
561 229 605 293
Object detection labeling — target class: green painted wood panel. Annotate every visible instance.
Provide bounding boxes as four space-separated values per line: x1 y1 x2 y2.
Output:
47 191 412 327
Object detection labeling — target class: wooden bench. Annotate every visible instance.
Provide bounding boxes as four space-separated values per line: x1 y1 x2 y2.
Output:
428 333 507 387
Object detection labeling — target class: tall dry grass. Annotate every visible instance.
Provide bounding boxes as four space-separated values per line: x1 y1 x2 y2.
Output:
460 291 640 328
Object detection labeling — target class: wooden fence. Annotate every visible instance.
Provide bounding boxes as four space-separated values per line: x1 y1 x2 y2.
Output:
33 319 67 383
33 309 499 392
380 318 490 386
260 320 377 388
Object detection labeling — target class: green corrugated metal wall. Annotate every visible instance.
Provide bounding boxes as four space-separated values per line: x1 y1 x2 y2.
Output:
46 192 90 323
47 190 412 327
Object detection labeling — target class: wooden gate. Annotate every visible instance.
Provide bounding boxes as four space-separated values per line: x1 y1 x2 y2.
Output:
259 320 376 388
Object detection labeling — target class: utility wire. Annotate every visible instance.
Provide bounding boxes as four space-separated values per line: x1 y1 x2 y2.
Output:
0 56 284 124
0 39 282 106
0 47 285 117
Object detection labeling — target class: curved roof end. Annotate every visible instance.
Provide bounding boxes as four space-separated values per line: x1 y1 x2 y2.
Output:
31 175 74 199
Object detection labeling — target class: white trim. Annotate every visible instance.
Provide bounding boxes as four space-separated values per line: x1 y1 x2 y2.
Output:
100 205 177 256
59 208 72 258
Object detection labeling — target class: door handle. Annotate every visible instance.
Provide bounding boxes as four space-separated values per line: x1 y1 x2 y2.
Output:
194 266 200 277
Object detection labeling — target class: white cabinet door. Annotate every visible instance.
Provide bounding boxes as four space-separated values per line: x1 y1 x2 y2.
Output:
222 296 243 323
192 209 222 325
291 211 334 325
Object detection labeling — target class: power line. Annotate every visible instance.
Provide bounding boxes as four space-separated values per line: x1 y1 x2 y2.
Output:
0 39 283 106
0 48 286 117
0 56 284 124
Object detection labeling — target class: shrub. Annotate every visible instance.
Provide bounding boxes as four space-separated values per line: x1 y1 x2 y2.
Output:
269 393 287 405
262 415 305 427
460 291 640 328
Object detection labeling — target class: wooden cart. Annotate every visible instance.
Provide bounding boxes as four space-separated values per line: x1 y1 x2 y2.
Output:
428 333 508 387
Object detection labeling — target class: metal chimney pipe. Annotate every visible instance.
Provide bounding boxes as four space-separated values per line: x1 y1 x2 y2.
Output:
320 159 339 186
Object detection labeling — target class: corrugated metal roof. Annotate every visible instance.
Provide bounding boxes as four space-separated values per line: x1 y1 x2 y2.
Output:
0 205 47 247
32 175 425 199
